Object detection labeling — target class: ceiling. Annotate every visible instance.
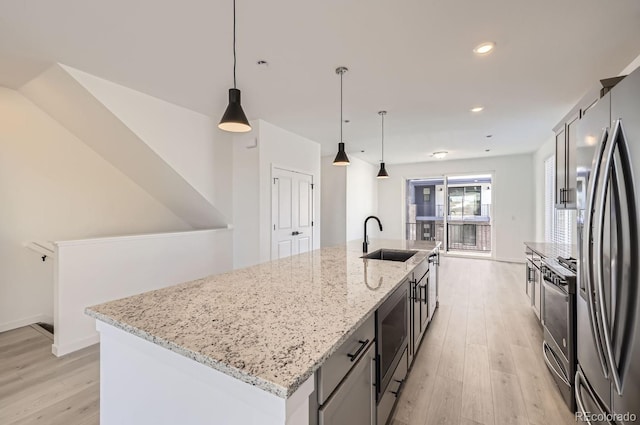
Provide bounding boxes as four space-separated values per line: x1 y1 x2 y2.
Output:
1 0 640 165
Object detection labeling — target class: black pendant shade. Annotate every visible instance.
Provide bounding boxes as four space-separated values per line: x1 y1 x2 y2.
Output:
333 142 350 166
333 67 350 166
377 162 389 178
218 88 251 132
218 0 251 133
376 110 389 178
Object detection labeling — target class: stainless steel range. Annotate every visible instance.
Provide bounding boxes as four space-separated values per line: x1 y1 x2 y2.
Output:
541 255 577 411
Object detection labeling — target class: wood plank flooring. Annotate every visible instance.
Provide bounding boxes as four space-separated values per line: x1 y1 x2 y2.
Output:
392 256 576 425
0 256 576 425
0 326 99 425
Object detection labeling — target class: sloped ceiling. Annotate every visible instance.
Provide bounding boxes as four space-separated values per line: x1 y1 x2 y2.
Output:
1 0 640 164
21 64 229 229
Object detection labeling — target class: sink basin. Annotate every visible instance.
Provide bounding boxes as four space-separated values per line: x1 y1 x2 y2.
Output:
361 249 418 262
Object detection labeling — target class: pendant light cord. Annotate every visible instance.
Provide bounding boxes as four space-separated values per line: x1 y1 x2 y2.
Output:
381 113 384 162
233 0 237 89
340 71 343 143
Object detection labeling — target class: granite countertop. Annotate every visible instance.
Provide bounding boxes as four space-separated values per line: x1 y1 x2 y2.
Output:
86 239 440 399
524 241 575 259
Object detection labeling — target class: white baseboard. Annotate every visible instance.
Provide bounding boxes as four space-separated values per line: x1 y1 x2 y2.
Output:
52 334 100 357
0 314 52 333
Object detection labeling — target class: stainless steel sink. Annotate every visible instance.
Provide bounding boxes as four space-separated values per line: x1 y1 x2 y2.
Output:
361 249 418 262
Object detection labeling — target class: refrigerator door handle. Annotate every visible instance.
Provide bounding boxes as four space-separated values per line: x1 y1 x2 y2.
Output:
610 118 639 399
575 368 615 425
594 119 624 396
583 126 610 377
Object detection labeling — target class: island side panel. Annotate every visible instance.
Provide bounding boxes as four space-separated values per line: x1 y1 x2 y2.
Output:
97 322 313 425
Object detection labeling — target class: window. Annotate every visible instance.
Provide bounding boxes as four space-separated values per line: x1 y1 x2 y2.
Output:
406 174 492 255
544 156 575 245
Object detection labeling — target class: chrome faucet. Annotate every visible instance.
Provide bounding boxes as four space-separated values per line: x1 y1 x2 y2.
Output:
363 216 383 253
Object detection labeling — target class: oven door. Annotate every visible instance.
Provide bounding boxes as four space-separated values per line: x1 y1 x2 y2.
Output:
377 280 408 397
542 276 570 359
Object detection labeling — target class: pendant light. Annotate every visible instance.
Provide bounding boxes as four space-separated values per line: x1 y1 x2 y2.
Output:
377 110 389 178
333 67 350 166
218 0 251 133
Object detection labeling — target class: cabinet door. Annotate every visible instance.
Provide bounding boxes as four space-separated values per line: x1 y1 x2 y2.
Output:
525 261 533 296
533 268 542 321
555 127 567 208
565 114 579 208
319 344 375 425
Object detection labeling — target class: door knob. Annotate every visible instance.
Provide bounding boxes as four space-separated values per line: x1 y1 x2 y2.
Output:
291 231 300 236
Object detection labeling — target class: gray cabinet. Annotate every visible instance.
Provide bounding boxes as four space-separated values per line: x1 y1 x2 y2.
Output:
318 344 375 425
553 81 618 210
408 248 439 368
376 348 407 425
317 316 374 405
316 316 375 425
409 257 429 367
525 247 542 323
554 113 579 209
427 251 439 322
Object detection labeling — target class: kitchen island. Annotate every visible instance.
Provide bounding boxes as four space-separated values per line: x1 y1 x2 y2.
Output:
86 239 440 425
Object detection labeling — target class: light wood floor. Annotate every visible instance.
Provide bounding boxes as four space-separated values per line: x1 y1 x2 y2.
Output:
0 326 99 425
0 257 576 425
392 256 577 425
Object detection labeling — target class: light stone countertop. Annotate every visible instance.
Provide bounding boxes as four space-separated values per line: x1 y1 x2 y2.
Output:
86 239 440 398
524 241 575 259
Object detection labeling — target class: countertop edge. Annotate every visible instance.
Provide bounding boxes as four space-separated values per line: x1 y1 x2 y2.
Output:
85 308 290 398
523 241 575 259
85 243 440 398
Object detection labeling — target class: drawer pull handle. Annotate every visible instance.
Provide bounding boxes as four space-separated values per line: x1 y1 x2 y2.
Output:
347 339 370 362
391 378 405 397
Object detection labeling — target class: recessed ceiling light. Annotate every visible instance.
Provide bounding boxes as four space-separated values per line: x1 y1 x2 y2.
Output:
473 42 495 55
486 134 493 138
432 151 448 159
485 149 491 152
470 106 484 113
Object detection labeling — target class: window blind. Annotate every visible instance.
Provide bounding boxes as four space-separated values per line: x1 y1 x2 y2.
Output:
545 155 574 245
544 156 554 242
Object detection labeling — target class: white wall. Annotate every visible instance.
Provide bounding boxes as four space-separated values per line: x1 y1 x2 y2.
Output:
320 156 380 246
320 156 346 247
55 229 233 356
20 64 228 228
233 120 321 268
63 65 232 216
346 157 379 242
378 154 535 263
258 121 321 263
0 88 191 332
232 123 260 269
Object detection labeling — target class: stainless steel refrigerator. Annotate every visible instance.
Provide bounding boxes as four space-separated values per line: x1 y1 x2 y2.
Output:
575 67 640 424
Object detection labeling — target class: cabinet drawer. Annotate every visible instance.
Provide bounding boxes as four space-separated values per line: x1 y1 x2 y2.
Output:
318 343 375 425
377 348 408 425
317 315 375 405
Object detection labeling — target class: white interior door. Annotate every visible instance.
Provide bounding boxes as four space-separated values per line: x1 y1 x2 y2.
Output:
272 168 314 260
